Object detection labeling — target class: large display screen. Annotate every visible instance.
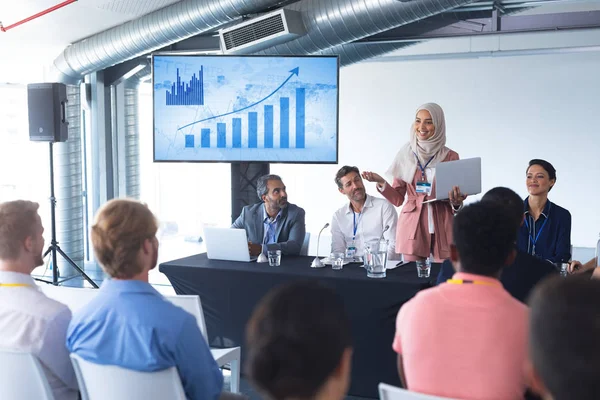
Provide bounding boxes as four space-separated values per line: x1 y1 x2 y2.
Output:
153 54 339 163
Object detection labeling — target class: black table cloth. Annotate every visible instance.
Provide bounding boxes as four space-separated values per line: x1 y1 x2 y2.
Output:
159 254 440 398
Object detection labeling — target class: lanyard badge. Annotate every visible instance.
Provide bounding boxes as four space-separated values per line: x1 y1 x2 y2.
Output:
414 152 435 182
524 216 549 256
446 279 501 287
414 153 434 195
0 283 32 287
346 211 362 258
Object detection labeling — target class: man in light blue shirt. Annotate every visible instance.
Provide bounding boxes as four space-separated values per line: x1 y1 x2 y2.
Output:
67 199 223 400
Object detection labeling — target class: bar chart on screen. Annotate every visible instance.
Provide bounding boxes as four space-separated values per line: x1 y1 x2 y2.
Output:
165 67 204 106
153 55 338 163
181 69 305 150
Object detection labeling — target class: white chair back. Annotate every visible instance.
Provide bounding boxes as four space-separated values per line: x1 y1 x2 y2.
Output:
70 353 185 400
165 294 242 393
0 349 55 400
39 285 210 342
379 383 456 400
164 294 209 341
39 284 98 312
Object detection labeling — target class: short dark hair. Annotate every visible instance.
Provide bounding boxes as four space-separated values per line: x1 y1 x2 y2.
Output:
527 159 556 191
529 276 600 400
481 187 523 232
452 202 517 276
256 174 283 200
335 166 360 189
245 281 352 399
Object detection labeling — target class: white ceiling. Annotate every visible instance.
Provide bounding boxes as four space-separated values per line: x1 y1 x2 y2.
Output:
0 0 598 82
0 0 181 81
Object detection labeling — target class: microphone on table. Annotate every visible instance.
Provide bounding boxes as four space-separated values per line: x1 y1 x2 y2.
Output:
311 223 330 268
379 225 390 242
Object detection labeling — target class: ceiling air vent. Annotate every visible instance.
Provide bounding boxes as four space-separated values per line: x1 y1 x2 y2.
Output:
219 9 306 54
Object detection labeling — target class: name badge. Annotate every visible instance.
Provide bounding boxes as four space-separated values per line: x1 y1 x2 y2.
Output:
346 246 357 259
416 181 432 195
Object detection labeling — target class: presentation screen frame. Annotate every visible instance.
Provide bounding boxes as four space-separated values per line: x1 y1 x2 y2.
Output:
152 53 340 164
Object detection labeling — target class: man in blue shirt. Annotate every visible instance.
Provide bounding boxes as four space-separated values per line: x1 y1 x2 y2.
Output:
67 199 223 400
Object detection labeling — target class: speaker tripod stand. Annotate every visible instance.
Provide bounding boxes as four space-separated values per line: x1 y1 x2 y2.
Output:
35 142 98 288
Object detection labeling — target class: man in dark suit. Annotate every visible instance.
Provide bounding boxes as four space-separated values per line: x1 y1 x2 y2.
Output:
436 187 557 303
232 174 306 256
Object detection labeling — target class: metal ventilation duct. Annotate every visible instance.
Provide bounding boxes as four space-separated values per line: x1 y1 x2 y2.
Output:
219 9 306 54
122 64 151 200
54 85 85 277
123 85 141 199
51 0 283 84
223 14 285 50
318 42 415 67
321 6 532 66
257 0 478 57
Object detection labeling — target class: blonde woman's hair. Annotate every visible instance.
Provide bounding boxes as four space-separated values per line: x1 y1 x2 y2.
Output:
91 199 158 278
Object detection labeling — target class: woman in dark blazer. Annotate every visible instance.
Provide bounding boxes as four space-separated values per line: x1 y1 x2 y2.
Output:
518 159 571 263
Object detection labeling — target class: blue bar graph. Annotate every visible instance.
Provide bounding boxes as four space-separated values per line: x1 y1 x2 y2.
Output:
185 134 194 148
264 105 274 148
201 129 210 148
232 118 242 148
166 67 204 106
296 88 305 149
185 87 306 150
217 123 226 148
248 112 257 148
280 97 289 148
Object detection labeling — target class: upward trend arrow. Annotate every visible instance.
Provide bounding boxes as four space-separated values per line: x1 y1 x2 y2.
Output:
177 67 300 131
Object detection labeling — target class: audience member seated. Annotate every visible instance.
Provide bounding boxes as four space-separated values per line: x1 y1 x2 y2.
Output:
0 200 79 400
393 201 529 399
436 187 557 303
528 276 600 400
245 281 352 400
331 165 398 260
518 159 571 263
232 174 306 256
67 199 223 400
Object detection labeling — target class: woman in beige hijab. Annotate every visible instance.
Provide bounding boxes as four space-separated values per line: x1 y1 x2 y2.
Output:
362 103 464 262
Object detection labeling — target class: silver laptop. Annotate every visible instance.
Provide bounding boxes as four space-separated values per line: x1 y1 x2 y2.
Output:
423 157 482 204
204 227 257 262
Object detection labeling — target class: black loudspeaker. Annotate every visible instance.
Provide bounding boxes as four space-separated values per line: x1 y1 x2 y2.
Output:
27 83 69 142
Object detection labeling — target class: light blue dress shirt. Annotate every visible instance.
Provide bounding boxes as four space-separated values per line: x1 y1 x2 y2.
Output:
66 279 223 400
262 205 282 253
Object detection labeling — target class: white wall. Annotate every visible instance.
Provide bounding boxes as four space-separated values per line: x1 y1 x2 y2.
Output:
272 50 600 247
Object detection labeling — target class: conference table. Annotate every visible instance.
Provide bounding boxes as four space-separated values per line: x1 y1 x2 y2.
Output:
159 254 440 398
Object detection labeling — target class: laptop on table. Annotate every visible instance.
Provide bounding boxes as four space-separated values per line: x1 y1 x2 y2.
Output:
203 227 257 262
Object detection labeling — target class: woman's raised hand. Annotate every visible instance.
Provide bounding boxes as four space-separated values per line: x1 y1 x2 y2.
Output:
361 171 385 185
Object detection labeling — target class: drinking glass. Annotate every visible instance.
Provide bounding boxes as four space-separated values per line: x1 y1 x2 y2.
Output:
330 252 345 270
267 250 282 266
416 258 431 278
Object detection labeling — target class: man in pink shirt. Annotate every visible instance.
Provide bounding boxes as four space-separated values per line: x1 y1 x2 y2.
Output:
392 201 529 400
